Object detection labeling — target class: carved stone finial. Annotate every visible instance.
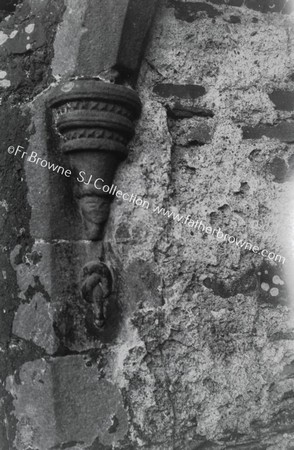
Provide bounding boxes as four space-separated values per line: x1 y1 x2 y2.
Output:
80 260 113 331
48 79 141 240
46 1 157 336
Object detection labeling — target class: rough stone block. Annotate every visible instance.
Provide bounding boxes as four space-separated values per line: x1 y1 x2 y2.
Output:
269 90 294 111
229 15 241 23
12 293 58 355
166 102 214 119
172 1 221 22
75 0 158 81
187 123 213 145
268 156 287 183
6 356 128 449
0 0 19 13
242 122 294 143
227 0 244 5
209 0 243 5
247 0 293 13
193 0 293 13
6 22 46 54
153 83 206 99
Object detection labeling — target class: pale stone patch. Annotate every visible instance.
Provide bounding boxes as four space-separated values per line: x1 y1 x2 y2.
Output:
9 30 18 39
0 31 8 46
0 80 11 88
0 199 8 210
273 275 284 285
25 24 35 34
261 282 270 292
270 287 279 297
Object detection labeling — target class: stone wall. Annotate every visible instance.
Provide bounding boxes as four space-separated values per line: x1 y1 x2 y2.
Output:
1 0 294 449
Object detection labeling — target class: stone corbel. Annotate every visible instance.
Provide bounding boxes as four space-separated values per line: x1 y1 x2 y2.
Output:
49 80 141 240
48 0 158 334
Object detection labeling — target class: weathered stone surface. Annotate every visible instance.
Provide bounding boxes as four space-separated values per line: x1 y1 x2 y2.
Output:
201 0 294 13
202 266 257 299
0 106 32 351
6 356 128 449
172 1 221 22
107 4 294 449
0 0 64 101
118 259 163 312
6 21 46 54
257 262 287 305
52 0 88 79
167 112 214 146
0 0 19 11
12 293 58 354
153 84 206 99
269 90 294 111
2 0 294 449
187 123 213 145
209 0 243 5
166 102 214 119
228 15 241 23
0 0 21 21
268 156 287 183
53 0 157 83
245 0 290 13
242 122 294 143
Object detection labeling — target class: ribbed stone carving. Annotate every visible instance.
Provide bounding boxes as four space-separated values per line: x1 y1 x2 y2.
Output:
48 79 141 240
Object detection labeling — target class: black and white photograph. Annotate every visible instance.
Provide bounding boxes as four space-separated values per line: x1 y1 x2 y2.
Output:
0 0 293 449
